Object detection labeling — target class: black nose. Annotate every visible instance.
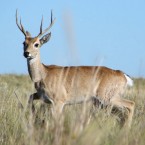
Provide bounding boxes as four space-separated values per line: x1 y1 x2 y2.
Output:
24 52 30 58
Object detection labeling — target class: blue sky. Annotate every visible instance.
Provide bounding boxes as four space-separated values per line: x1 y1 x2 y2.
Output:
0 0 145 77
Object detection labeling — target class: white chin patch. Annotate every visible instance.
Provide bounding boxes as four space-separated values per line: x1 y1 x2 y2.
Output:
28 57 37 65
27 54 32 59
124 74 133 87
28 53 32 57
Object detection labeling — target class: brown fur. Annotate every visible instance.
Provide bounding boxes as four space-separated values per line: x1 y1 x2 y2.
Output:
29 59 135 127
16 15 135 127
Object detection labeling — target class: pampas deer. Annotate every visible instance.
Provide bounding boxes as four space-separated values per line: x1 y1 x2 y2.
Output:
16 11 135 127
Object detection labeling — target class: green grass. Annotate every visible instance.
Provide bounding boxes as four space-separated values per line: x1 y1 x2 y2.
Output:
0 74 145 145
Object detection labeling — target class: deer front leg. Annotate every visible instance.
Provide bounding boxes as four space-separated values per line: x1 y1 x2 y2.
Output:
28 92 53 110
28 93 40 113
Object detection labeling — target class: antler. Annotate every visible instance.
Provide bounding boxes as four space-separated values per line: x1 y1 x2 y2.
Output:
37 10 56 37
16 10 27 37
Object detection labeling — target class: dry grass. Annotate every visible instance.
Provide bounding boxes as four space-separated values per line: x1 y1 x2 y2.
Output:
0 74 145 145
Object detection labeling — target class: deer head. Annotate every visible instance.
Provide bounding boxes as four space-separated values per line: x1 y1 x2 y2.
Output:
16 10 55 59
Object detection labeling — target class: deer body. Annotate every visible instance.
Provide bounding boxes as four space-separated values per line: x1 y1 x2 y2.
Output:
35 65 127 105
16 11 135 127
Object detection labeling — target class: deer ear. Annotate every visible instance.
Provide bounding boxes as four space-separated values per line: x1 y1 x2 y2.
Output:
26 31 31 37
40 32 51 45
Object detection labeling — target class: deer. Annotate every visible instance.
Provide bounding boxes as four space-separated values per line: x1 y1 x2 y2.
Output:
16 10 135 127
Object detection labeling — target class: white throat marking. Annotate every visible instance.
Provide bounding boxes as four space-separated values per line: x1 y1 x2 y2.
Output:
28 57 38 65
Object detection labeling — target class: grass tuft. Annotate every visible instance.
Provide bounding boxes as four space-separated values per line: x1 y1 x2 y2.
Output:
0 75 145 145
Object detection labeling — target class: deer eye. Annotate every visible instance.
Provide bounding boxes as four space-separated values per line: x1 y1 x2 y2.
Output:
34 43 39 48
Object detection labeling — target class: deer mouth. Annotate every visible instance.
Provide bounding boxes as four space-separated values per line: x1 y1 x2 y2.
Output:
26 55 35 60
23 52 35 59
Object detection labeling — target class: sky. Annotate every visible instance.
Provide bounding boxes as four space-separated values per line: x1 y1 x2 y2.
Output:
0 0 145 77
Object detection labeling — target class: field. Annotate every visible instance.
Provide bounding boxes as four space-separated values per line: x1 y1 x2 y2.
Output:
0 74 145 145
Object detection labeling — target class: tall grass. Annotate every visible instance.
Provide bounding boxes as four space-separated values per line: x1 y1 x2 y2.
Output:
0 74 145 145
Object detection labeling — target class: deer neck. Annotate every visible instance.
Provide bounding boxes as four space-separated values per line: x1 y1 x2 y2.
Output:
27 54 46 82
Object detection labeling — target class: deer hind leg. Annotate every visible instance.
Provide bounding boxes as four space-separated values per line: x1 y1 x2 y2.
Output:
110 97 135 128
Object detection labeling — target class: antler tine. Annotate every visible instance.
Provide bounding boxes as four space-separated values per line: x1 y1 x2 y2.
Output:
51 10 53 24
37 10 56 37
16 10 27 37
38 16 43 36
20 19 27 36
